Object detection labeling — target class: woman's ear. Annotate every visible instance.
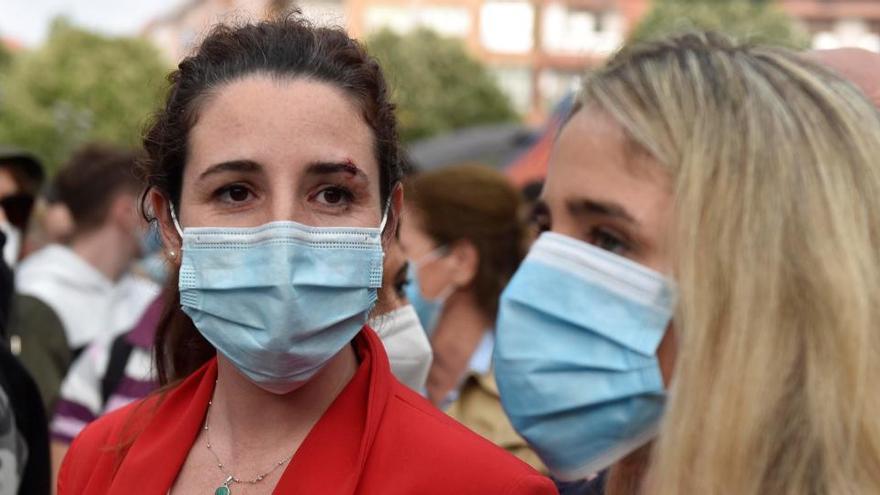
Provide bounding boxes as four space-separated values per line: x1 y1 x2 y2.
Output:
448 239 479 288
148 188 182 265
382 183 404 245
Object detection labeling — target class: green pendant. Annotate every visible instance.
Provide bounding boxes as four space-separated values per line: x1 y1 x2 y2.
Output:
214 486 230 495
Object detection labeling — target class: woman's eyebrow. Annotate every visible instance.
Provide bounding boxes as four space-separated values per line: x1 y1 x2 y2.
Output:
197 159 263 181
565 197 639 225
304 161 369 183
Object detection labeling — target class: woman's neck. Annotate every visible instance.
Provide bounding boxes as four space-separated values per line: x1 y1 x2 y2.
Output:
210 345 358 456
70 227 134 282
425 291 491 405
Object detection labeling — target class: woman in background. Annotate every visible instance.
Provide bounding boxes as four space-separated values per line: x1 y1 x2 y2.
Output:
401 163 543 470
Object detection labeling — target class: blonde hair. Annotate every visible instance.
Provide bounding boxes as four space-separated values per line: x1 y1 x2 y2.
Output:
580 32 880 494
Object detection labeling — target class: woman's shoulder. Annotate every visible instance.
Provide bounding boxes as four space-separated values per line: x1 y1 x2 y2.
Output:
372 382 555 494
58 394 161 493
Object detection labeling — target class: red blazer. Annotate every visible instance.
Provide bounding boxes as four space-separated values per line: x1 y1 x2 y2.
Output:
59 327 556 494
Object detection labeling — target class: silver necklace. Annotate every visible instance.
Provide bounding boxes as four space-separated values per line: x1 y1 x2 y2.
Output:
204 387 293 495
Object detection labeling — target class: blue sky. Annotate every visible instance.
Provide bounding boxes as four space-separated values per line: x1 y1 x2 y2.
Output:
0 0 187 46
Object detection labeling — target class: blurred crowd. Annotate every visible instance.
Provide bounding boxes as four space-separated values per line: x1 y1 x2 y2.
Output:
1 14 880 495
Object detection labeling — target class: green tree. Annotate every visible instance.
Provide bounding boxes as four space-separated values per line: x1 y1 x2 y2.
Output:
0 19 168 173
0 42 11 71
629 0 809 49
367 29 516 142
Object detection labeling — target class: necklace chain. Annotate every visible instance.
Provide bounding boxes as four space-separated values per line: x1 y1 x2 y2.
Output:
204 386 293 487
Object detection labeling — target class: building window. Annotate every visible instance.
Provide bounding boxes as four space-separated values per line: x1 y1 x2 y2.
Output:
541 3 622 55
417 7 472 38
480 1 535 54
491 66 533 113
298 0 346 28
812 18 880 52
364 6 417 34
364 5 470 38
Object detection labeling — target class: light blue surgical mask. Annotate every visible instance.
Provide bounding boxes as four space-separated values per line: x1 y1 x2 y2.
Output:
171 206 386 394
403 246 454 337
494 232 675 481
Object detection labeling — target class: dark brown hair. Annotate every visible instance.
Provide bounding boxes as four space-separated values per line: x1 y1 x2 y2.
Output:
54 143 143 235
405 163 525 320
141 14 404 386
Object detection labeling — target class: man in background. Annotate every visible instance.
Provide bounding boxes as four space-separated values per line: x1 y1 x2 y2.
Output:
11 144 159 411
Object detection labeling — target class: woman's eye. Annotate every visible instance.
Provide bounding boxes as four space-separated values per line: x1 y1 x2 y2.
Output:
315 186 353 206
218 185 253 203
529 204 551 233
589 228 629 255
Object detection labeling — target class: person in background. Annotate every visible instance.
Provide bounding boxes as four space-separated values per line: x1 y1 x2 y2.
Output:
38 182 75 249
368 218 433 392
494 32 880 495
58 17 554 494
0 222 50 495
12 144 159 411
46 294 163 489
400 163 543 470
0 332 50 495
0 148 44 266
0 147 46 336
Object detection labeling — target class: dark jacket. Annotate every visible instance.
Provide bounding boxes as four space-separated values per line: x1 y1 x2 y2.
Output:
0 331 51 495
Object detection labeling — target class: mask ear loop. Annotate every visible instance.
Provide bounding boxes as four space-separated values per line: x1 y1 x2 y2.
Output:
379 195 393 233
168 203 184 238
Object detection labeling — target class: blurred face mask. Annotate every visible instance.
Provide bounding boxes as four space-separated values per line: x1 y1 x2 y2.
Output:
172 206 386 395
368 304 433 392
403 246 455 337
494 232 675 481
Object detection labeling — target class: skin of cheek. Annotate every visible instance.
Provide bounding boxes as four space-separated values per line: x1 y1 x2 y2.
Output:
398 205 456 300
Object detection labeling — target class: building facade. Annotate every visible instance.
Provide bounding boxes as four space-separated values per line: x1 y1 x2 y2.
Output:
143 0 880 121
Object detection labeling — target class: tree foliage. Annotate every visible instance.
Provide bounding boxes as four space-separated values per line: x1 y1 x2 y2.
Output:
0 19 168 173
367 29 516 143
0 43 10 71
629 0 810 49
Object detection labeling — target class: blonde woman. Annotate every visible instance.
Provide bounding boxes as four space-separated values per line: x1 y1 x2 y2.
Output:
494 32 880 495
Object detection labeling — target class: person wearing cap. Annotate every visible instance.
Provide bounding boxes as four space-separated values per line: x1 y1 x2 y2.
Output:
0 147 44 265
0 147 71 416
0 145 51 495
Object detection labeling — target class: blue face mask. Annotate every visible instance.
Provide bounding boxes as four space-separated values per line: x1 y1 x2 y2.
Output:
172 208 385 394
494 232 675 481
403 247 454 337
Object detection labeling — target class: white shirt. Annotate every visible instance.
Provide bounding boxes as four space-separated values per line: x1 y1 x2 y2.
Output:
15 244 159 349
